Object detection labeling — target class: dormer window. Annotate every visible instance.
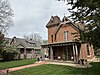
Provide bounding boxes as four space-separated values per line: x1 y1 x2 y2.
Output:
28 42 36 47
64 31 68 42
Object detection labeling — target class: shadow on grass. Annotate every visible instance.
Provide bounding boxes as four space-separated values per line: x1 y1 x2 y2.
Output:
65 62 100 75
0 59 23 62
10 62 100 75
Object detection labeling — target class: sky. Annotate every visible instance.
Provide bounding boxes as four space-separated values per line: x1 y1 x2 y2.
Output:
6 0 70 40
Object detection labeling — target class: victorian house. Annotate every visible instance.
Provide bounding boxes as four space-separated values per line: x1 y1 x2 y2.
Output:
42 16 95 63
5 36 41 59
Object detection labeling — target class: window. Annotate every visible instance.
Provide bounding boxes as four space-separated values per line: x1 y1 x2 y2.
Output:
64 31 68 42
51 35 53 43
87 44 90 55
55 35 56 42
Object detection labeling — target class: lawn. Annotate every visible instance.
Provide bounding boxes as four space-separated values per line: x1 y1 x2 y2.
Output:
96 55 100 58
0 58 36 70
10 62 100 75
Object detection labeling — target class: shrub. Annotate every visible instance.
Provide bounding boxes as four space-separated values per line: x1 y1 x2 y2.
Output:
2 44 19 61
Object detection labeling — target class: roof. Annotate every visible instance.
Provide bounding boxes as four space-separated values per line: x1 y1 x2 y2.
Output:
53 16 84 35
42 41 80 48
46 16 85 35
4 38 12 43
46 16 61 28
54 20 72 35
62 16 70 22
5 37 41 49
75 21 85 30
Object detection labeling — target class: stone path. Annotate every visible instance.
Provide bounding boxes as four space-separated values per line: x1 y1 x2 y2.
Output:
0 61 48 74
49 61 92 68
0 71 6 75
93 58 100 62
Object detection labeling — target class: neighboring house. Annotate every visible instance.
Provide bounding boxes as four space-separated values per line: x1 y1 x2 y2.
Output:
5 37 41 59
42 16 95 63
95 49 100 56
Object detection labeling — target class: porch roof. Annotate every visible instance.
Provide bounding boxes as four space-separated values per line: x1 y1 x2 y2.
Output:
42 41 81 48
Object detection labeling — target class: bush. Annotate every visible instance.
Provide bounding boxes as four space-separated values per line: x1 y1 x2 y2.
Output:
2 50 18 61
2 44 19 61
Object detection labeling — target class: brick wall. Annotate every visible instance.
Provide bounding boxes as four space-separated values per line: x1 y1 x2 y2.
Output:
80 43 95 60
48 24 80 43
48 25 57 43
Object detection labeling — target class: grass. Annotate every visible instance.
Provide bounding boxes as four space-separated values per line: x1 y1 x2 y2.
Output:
10 62 100 75
96 55 100 58
0 58 36 70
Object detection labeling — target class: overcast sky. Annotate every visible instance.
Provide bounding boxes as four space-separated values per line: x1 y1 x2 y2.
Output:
6 0 70 40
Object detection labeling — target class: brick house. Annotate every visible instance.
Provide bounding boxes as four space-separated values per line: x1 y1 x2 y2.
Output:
42 16 95 63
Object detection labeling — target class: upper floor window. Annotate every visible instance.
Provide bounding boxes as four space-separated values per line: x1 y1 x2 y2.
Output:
28 42 36 47
87 44 90 55
64 31 68 42
55 35 56 42
51 35 53 43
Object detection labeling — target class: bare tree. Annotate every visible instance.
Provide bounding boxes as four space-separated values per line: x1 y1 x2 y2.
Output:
24 33 42 43
0 0 13 33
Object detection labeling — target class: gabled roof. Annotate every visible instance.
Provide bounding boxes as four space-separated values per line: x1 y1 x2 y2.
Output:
54 16 84 35
54 21 71 35
4 38 12 44
75 21 85 30
5 37 41 49
62 16 70 22
46 16 61 28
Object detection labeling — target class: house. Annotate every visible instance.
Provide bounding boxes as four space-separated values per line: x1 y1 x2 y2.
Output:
95 49 100 56
42 16 95 63
5 36 41 59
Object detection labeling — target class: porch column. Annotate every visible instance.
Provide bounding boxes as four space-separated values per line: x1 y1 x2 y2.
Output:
75 45 78 62
24 47 27 59
41 47 45 60
66 47 68 60
73 45 76 62
50 46 53 60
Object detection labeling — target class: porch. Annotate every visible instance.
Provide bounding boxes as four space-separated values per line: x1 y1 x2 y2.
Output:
18 48 41 59
42 41 81 63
